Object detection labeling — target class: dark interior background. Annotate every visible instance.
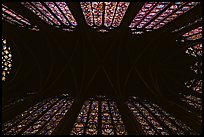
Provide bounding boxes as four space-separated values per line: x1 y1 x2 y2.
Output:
2 2 202 134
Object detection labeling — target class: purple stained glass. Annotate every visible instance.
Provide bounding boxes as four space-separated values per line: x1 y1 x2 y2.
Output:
32 2 61 25
55 2 77 26
45 2 69 26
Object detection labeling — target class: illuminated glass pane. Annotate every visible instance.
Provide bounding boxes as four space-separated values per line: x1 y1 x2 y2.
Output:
81 2 129 32
146 2 185 29
185 79 202 94
2 4 39 30
136 2 170 29
190 61 202 75
172 17 202 33
185 43 202 57
2 37 12 82
80 2 94 26
180 94 202 111
3 96 74 135
186 33 202 41
154 2 200 30
32 2 61 25
182 26 202 37
21 2 77 30
104 2 117 27
21 2 54 25
45 2 69 26
55 2 77 26
126 96 198 135
129 2 157 28
70 96 127 135
112 2 130 27
92 2 103 27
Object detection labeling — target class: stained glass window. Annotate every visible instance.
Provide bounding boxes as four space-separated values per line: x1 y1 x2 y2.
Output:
70 95 128 135
190 61 202 75
21 2 77 31
126 96 198 135
2 4 39 31
182 26 202 41
180 94 202 111
172 17 202 33
2 37 12 82
129 2 200 33
2 96 74 135
80 2 130 33
185 79 202 94
185 43 202 57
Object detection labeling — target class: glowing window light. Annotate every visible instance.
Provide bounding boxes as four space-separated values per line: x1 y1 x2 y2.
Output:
70 96 128 135
2 4 39 30
112 2 130 27
21 2 77 30
3 96 74 135
2 13 24 26
185 79 202 94
92 2 103 27
185 43 202 57
31 2 61 25
45 2 69 26
186 33 202 41
129 2 157 28
104 2 117 27
146 2 185 29
153 2 200 30
190 61 202 75
151 102 198 135
126 96 198 135
80 2 94 26
2 37 12 82
180 94 202 111
21 2 54 25
80 2 129 32
172 17 202 33
183 26 202 37
39 99 73 135
2 4 31 26
137 2 170 29
55 2 77 26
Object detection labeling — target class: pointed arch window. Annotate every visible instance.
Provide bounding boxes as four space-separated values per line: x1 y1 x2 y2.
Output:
80 2 129 33
2 4 39 31
126 96 198 135
70 95 127 135
2 96 74 135
21 2 77 31
129 2 200 33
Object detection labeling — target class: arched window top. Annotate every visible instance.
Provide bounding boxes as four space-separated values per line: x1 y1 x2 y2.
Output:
70 95 128 135
126 96 198 135
2 4 39 31
80 2 130 33
3 95 74 135
2 37 13 82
